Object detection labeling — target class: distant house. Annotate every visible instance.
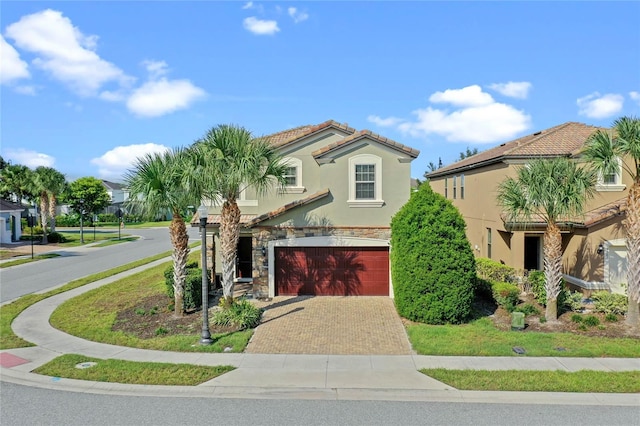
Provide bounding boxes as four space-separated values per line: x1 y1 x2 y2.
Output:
102 180 129 215
0 199 25 243
196 120 420 298
426 122 628 295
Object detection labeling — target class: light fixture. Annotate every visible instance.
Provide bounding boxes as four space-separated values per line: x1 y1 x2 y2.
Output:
261 246 267 256
597 244 604 255
197 204 212 345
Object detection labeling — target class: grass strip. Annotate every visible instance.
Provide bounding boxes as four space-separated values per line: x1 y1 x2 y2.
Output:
0 243 199 349
0 253 60 268
421 368 640 393
91 236 139 247
49 251 252 353
33 354 234 386
407 317 640 358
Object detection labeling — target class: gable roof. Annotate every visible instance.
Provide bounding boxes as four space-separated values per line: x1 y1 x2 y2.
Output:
102 180 125 191
312 130 420 159
247 188 331 227
427 122 604 178
265 120 357 149
0 199 25 212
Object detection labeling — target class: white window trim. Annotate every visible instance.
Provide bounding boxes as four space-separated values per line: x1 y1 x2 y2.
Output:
348 154 384 208
235 185 258 207
596 157 626 192
280 157 305 194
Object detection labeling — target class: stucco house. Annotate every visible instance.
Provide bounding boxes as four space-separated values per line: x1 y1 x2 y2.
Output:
197 120 420 298
426 121 629 295
0 199 25 243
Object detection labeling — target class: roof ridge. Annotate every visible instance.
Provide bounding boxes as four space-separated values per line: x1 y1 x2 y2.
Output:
502 122 572 156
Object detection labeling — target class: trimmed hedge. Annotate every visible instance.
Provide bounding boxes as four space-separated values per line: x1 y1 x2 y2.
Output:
390 183 476 324
164 261 206 312
476 258 516 283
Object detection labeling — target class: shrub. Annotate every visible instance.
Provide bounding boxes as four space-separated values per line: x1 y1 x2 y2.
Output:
526 270 569 309
592 291 627 315
164 261 205 312
46 232 66 243
514 303 539 316
571 314 583 323
583 315 600 327
55 214 80 227
563 291 584 312
491 282 521 311
474 277 494 301
476 258 516 283
212 299 263 330
605 313 619 322
390 183 476 324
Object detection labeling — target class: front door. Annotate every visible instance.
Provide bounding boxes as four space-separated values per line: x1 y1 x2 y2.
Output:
524 235 541 270
236 236 253 279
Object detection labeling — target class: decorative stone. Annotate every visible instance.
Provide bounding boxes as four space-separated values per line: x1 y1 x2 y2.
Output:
512 346 526 355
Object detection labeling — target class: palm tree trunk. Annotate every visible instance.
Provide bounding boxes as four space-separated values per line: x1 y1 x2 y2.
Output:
543 222 563 322
49 194 57 232
169 212 189 317
40 193 49 244
220 200 241 304
625 181 640 327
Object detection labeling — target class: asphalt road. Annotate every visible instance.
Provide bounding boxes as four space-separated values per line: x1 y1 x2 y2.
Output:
0 227 201 303
1 382 638 426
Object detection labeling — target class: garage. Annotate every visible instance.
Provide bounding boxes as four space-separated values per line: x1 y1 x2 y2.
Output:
275 246 389 296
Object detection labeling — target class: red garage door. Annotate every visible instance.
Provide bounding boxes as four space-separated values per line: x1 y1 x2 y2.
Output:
275 246 389 296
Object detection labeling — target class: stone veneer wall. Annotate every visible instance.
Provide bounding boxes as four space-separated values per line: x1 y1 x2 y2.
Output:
251 226 391 297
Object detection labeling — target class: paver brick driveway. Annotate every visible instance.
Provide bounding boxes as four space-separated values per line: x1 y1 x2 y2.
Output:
246 296 413 355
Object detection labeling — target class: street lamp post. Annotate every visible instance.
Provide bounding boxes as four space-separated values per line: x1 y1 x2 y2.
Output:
198 205 212 345
79 198 85 244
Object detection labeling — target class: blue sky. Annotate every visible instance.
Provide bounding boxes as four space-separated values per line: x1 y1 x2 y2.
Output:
1 1 639 183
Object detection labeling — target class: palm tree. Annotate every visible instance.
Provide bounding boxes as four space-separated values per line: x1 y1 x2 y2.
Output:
583 116 640 327
124 148 203 317
192 124 288 305
0 164 37 205
34 167 66 242
497 158 596 321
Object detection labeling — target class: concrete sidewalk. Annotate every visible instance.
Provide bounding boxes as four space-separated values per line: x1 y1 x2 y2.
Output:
1 259 639 406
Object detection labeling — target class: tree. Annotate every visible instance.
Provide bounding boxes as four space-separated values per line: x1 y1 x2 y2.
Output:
497 158 596 321
458 147 479 161
192 124 288 305
33 167 67 242
68 177 111 242
583 116 640 327
0 164 37 204
124 148 203 317
391 183 476 324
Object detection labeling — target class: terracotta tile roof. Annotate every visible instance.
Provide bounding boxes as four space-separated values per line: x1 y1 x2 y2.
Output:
192 213 258 226
265 120 357 148
246 188 331 227
428 122 604 177
312 129 420 159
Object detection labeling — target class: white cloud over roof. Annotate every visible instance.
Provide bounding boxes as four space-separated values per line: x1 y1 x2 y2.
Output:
3 148 55 168
243 17 280 35
5 9 133 96
126 78 206 117
369 84 531 144
0 35 30 84
91 143 169 180
487 81 532 99
577 92 624 119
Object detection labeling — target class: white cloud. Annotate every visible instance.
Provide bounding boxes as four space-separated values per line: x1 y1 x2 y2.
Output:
0 35 30 84
577 92 624 119
142 60 169 79
367 115 404 127
126 78 206 117
14 85 37 95
288 7 309 23
242 2 254 9
487 81 532 99
630 91 640 105
429 85 494 107
243 17 280 35
4 9 133 96
3 148 55 168
91 143 169 180
370 85 531 144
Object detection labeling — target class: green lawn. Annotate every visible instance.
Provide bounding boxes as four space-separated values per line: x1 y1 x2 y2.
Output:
407 317 640 357
34 354 234 386
421 369 640 393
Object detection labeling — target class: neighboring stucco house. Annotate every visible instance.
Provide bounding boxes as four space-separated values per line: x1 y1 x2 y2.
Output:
102 180 129 215
197 120 420 298
0 199 25 243
426 121 629 295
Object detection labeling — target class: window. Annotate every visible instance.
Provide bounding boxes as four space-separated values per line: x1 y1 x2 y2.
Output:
444 178 448 198
487 228 492 259
453 176 457 199
596 157 625 191
460 174 465 199
281 157 305 194
348 154 383 207
355 164 375 199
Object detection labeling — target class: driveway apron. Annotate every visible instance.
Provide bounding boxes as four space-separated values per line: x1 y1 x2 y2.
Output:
246 296 413 355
